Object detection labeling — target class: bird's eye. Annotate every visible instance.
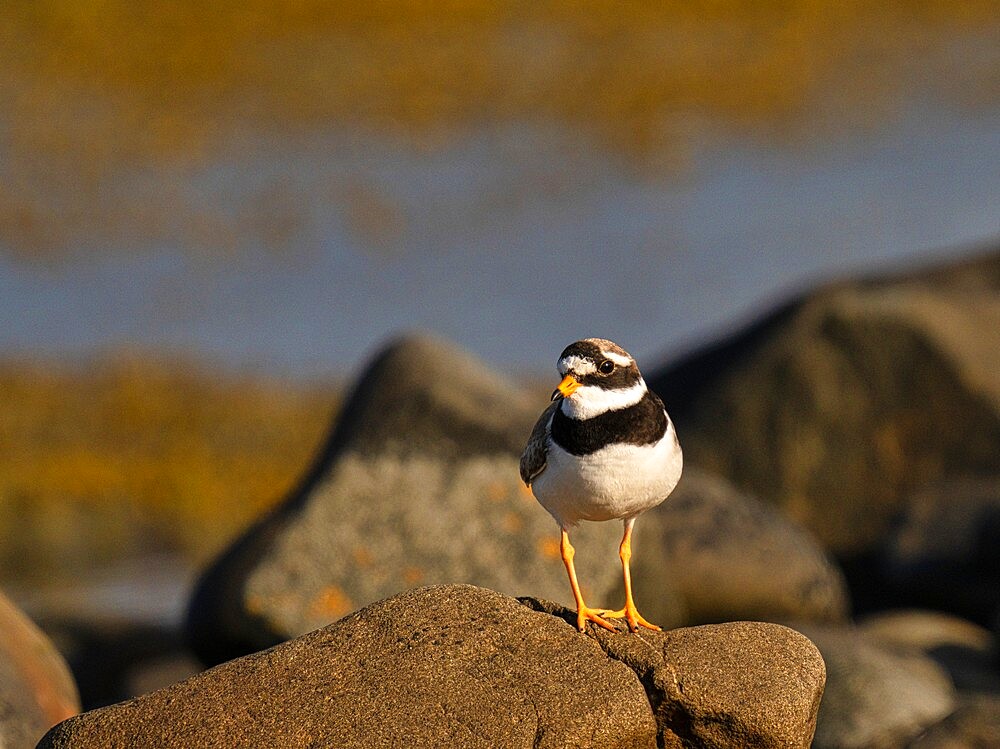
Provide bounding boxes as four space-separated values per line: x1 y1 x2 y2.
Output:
598 360 615 375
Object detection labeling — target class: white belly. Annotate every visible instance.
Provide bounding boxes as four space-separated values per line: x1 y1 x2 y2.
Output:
532 424 683 528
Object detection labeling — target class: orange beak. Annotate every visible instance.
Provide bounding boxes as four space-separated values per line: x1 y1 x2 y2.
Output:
555 374 581 399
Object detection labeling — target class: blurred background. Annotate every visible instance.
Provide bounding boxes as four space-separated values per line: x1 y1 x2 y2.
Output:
1 0 998 719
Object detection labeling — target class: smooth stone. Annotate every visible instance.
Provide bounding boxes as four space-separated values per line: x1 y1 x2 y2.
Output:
31 617 201 711
43 585 658 749
879 478 1000 625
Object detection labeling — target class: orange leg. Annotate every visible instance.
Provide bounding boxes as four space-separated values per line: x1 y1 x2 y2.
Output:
561 528 616 633
601 519 661 632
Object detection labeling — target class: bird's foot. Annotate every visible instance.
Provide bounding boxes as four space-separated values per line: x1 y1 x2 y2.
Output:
575 605 618 633
598 605 661 632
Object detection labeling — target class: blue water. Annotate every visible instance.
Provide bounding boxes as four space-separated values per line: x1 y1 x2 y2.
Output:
2 102 997 379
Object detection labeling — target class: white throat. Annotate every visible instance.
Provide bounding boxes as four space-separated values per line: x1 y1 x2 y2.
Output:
560 378 648 420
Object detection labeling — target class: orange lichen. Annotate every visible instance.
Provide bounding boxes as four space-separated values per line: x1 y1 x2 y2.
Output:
307 585 354 620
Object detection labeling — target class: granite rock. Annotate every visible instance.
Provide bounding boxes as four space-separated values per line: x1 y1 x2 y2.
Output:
44 585 658 749
45 586 829 749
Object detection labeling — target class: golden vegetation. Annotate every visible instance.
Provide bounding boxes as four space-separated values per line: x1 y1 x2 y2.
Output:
2 0 996 259
0 355 338 576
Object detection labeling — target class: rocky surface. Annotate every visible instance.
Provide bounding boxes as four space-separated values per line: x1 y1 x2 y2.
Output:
523 598 826 749
648 249 1000 558
631 468 849 626
795 624 957 749
0 590 79 749
50 585 654 748
43 585 825 749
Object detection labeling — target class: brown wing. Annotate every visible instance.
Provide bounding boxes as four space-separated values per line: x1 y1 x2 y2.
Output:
519 400 558 486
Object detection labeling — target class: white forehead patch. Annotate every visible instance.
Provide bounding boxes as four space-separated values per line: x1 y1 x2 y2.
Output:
558 355 596 377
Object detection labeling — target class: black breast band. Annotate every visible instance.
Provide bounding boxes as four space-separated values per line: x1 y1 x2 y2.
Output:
551 391 667 456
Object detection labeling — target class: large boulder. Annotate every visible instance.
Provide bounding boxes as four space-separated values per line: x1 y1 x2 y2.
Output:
795 624 957 749
43 585 825 749
631 468 849 626
648 248 1000 558
0 590 79 749
43 585 658 749
186 334 628 663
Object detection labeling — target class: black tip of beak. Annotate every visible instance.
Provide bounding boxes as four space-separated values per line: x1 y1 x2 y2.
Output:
550 389 562 401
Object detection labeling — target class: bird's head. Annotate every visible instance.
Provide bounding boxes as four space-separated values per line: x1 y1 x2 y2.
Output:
552 338 648 419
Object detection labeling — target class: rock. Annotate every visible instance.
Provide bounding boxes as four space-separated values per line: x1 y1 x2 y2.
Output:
42 585 658 749
630 468 849 626
186 333 649 664
0 590 79 749
910 694 1000 748
859 609 999 693
44 586 829 749
522 598 826 749
879 478 1000 625
794 624 957 749
648 249 1000 558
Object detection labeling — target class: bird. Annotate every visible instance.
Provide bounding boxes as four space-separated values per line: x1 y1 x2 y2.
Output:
520 338 682 633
